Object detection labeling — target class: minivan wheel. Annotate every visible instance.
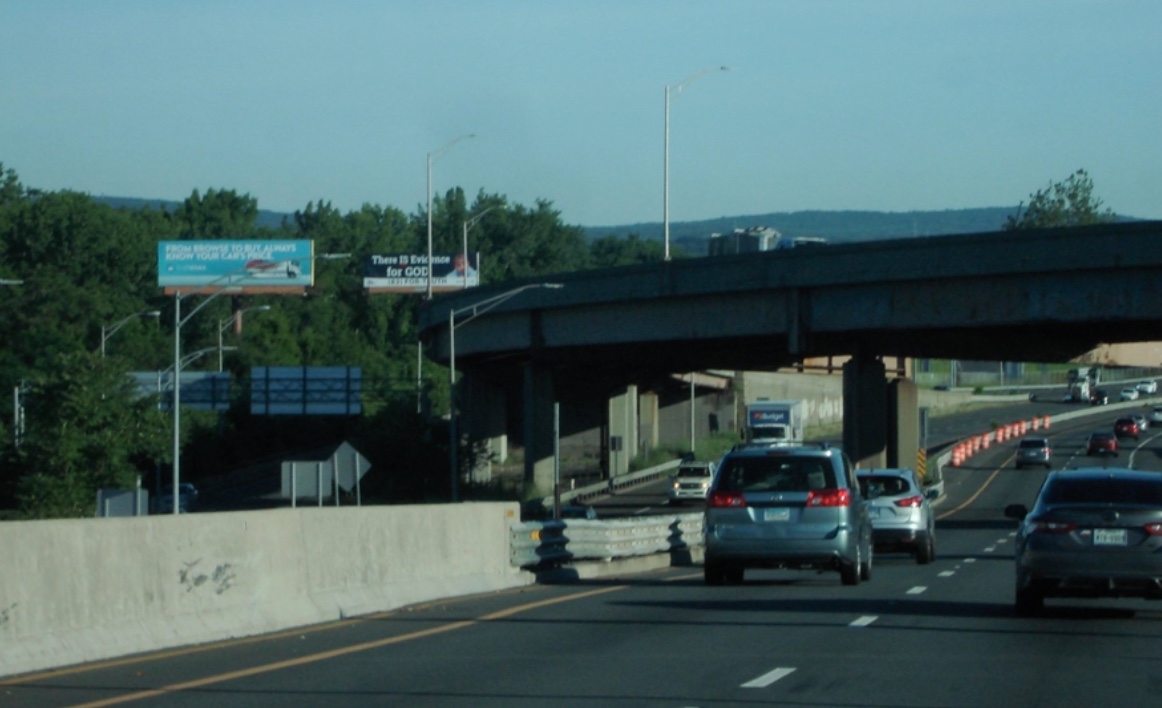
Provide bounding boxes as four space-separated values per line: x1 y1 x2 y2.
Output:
859 544 873 581
841 548 861 586
725 567 745 585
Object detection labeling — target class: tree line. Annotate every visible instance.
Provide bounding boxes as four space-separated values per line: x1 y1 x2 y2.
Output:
0 163 1112 518
0 162 677 518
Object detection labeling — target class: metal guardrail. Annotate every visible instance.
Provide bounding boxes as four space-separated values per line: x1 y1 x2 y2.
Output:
510 512 703 568
532 458 683 510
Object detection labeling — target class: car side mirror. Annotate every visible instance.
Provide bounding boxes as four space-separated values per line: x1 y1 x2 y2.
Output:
1004 504 1028 521
925 488 939 500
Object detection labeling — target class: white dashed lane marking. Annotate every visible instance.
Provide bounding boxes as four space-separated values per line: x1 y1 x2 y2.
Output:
742 667 797 688
906 586 927 595
938 570 955 577
850 615 877 627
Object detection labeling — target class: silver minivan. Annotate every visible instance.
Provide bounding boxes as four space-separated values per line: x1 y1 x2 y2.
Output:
703 444 872 586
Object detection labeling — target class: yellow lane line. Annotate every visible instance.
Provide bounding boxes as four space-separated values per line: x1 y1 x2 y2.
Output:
935 461 1008 521
66 585 626 708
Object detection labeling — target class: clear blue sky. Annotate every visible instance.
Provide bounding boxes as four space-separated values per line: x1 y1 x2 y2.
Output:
3 0 1159 227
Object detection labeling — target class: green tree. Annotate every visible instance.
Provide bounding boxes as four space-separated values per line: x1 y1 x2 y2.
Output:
13 352 170 518
1004 169 1116 230
589 233 666 268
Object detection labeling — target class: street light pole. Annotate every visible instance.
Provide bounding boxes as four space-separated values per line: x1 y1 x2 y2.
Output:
460 206 497 290
663 66 729 262
101 309 161 357
427 133 475 300
447 283 563 501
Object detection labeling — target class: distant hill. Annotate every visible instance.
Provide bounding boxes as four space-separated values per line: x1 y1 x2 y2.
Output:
93 197 1139 254
583 207 1021 252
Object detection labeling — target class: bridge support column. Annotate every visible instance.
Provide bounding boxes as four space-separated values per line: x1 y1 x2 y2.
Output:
843 356 887 468
887 378 920 471
607 385 638 479
461 370 507 483
523 363 556 495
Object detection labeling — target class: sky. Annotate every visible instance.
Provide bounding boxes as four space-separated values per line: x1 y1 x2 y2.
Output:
2 0 1160 228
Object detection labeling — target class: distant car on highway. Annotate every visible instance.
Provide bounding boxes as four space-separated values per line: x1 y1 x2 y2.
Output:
1137 380 1158 396
1015 437 1051 470
856 468 936 564
668 460 716 505
1120 387 1140 402
1086 431 1119 456
1090 389 1109 405
1005 468 1162 616
1129 412 1149 431
1151 405 1162 425
155 482 199 513
1114 417 1141 440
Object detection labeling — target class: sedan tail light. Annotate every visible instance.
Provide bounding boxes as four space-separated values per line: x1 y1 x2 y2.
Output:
1028 518 1077 534
1144 523 1162 536
894 495 924 508
707 490 747 508
806 488 851 507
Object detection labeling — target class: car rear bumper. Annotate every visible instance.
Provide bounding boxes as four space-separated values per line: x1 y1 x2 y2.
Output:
705 531 855 569
1018 551 1162 598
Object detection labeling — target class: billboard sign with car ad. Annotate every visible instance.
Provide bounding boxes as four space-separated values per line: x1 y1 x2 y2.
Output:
363 253 479 293
157 240 315 294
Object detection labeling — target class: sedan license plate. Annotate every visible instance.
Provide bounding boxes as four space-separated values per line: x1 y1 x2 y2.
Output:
763 507 791 522
1094 528 1128 546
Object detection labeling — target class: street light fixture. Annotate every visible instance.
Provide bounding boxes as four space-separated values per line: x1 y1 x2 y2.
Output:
101 309 161 357
218 305 272 371
448 282 564 501
460 206 497 289
427 133 475 300
663 66 729 262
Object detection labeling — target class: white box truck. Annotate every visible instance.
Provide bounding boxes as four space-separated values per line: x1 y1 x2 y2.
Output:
743 400 804 446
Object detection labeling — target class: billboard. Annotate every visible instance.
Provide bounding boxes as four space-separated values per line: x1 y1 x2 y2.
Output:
158 240 314 294
363 253 479 293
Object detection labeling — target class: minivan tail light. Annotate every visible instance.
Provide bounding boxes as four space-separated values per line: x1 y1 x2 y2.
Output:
707 490 747 508
894 495 924 508
806 488 851 507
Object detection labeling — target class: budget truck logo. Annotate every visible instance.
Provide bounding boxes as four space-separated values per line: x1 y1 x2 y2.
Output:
750 410 790 424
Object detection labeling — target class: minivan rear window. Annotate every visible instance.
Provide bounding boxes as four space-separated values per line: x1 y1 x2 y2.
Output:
1018 439 1047 449
716 457 836 493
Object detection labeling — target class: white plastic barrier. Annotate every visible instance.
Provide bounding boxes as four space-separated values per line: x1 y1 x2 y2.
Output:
0 503 532 678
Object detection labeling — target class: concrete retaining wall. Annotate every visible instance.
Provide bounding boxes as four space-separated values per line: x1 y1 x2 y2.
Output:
0 503 532 678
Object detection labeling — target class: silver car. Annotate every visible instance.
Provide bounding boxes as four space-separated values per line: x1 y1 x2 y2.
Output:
1015 437 1052 470
668 460 717 505
703 444 872 586
1005 468 1162 616
857 468 937 564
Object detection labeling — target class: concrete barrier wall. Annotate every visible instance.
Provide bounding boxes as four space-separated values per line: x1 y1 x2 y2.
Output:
0 503 533 678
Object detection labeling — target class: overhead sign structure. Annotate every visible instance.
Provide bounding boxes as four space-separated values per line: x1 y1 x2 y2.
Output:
157 240 315 294
363 253 479 294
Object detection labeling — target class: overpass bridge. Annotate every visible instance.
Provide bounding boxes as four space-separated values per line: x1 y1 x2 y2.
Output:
418 221 1162 487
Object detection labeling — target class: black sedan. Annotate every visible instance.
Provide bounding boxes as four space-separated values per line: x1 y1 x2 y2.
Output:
1005 468 1162 616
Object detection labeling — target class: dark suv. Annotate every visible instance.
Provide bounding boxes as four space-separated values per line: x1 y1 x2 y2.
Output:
703 443 872 586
